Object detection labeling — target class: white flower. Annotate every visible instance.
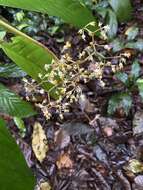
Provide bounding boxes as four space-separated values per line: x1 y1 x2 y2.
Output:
104 44 111 51
38 73 43 79
78 29 83 34
44 64 49 71
98 22 102 27
39 89 45 94
104 25 110 32
82 33 86 41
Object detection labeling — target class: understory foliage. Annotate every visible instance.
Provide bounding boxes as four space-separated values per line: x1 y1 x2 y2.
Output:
0 0 142 189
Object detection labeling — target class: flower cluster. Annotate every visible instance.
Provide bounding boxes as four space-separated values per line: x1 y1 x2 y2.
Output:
23 22 127 120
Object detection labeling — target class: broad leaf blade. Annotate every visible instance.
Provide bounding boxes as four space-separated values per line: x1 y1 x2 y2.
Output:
0 0 97 29
109 0 133 22
1 36 51 80
0 118 36 190
1 36 56 93
0 20 59 97
0 83 36 118
108 93 132 115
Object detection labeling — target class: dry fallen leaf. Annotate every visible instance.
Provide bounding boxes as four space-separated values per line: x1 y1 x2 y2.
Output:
134 175 143 187
62 122 94 136
79 94 95 113
40 182 51 190
56 153 73 169
103 127 113 137
32 122 48 162
54 129 70 149
133 112 143 135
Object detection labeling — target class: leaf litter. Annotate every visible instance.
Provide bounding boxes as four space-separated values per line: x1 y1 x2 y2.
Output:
56 152 73 169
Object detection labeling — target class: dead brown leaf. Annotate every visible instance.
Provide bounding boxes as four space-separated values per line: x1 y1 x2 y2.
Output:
133 112 143 135
54 129 70 149
103 127 113 137
79 94 95 113
134 175 143 187
56 153 73 169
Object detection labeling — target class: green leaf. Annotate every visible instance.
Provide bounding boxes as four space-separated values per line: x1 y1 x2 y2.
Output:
109 0 133 22
0 118 36 190
95 7 108 19
125 26 139 41
1 36 57 95
95 1 109 18
110 38 124 52
125 39 143 51
0 0 97 29
14 117 26 137
1 36 52 81
0 63 26 78
107 9 118 39
115 72 128 84
0 30 6 40
0 83 36 118
131 60 140 80
136 79 143 99
108 93 132 115
0 19 59 97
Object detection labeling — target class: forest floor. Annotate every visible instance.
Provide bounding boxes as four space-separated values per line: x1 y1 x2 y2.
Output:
2 0 143 189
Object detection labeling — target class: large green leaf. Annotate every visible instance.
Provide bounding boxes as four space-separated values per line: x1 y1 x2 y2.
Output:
1 36 57 95
0 118 35 190
0 19 59 96
0 0 96 29
0 83 36 118
1 36 54 87
109 0 133 22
